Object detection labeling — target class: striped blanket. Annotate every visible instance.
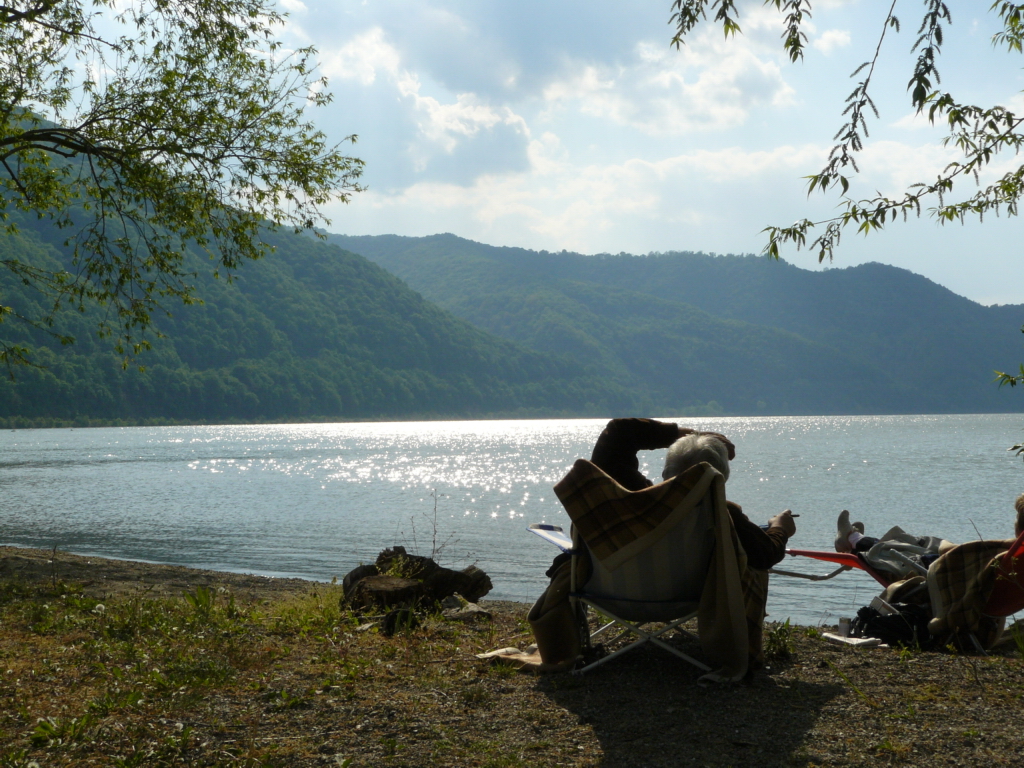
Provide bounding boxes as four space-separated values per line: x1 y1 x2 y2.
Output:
928 538 1016 646
553 459 715 571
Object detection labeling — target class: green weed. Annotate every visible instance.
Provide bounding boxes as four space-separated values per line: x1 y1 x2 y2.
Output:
487 660 519 679
0 747 32 768
183 585 216 623
88 688 146 715
1010 623 1024 661
268 586 347 637
112 748 153 768
896 645 918 663
382 554 419 579
825 660 880 708
30 713 94 747
266 688 310 711
460 682 493 706
764 618 794 661
872 738 911 757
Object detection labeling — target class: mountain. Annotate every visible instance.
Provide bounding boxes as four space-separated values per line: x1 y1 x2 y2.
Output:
0 220 641 423
328 233 1024 415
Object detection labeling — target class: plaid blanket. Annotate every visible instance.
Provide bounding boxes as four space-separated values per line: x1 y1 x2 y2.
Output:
552 459 751 680
928 538 1016 641
553 459 714 570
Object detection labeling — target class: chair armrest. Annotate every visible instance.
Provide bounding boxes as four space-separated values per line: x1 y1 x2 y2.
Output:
528 523 573 552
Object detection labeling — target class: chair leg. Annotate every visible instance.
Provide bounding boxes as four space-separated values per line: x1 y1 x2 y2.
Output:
571 601 710 674
968 632 988 655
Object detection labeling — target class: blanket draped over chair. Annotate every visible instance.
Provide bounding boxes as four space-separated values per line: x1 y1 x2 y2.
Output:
928 537 1020 648
528 460 752 681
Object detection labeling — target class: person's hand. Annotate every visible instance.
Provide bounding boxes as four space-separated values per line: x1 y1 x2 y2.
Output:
704 431 736 461
769 509 797 538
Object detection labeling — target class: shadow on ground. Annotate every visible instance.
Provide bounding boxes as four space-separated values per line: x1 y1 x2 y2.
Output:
538 640 843 768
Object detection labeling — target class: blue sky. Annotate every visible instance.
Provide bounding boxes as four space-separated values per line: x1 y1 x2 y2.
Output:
279 1 1024 305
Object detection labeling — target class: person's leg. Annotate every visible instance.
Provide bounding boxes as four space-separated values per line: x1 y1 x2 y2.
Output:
853 536 879 552
742 567 770 669
835 510 867 553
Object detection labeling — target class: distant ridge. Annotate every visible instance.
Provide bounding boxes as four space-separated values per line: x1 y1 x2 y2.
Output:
0 220 641 423
329 233 1024 415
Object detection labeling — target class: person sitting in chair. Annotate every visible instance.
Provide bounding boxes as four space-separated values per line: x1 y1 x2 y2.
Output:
589 418 797 668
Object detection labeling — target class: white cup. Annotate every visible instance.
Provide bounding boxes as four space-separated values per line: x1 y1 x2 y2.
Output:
838 617 852 637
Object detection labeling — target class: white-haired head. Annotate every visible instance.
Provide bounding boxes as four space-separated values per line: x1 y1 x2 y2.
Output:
662 433 730 482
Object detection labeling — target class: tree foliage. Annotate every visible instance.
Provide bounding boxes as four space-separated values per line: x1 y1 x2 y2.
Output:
0 221 641 423
331 233 1024 417
0 0 363 370
670 0 1024 385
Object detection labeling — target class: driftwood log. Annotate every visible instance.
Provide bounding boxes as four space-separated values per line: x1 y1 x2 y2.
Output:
343 546 492 611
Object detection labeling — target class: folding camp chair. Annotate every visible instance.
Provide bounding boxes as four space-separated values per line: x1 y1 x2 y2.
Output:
531 459 749 680
927 529 1024 652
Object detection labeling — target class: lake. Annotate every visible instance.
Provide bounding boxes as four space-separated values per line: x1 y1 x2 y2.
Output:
2 414 1022 626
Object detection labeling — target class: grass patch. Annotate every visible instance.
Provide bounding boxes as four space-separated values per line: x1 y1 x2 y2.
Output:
764 618 795 661
2 561 1023 768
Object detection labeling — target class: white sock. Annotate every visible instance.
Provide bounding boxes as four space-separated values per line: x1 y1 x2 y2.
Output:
848 531 865 547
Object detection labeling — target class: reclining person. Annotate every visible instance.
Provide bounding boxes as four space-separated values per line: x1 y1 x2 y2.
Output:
833 509 957 580
834 494 1024 602
590 418 797 668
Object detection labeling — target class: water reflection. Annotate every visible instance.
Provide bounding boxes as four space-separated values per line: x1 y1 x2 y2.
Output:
1 415 1022 625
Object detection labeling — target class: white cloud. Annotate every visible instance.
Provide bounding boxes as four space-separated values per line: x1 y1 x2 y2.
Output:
279 0 307 12
542 35 795 136
322 27 528 164
855 135 1024 208
321 28 402 86
856 141 958 197
891 110 936 131
813 29 851 54
295 2 1024 303
332 141 826 253
396 74 528 155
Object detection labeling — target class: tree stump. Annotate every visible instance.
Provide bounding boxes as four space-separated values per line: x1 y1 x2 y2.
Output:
341 546 492 610
342 563 379 595
423 564 492 603
345 575 426 611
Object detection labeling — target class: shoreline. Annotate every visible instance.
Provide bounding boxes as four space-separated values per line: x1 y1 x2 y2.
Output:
4 410 1024 432
0 543 533 610
0 544 326 601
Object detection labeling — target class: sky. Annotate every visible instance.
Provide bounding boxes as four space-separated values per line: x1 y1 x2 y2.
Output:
277 0 1024 306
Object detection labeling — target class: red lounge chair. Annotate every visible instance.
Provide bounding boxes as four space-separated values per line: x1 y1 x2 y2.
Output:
771 548 896 588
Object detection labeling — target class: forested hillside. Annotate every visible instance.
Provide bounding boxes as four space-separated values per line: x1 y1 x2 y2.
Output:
0 220 642 423
7 218 1020 423
330 233 1024 415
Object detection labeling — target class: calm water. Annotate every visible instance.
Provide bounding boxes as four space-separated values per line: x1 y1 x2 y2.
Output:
2 415 1022 626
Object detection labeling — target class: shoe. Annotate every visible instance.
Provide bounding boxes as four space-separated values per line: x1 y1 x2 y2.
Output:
835 510 855 553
